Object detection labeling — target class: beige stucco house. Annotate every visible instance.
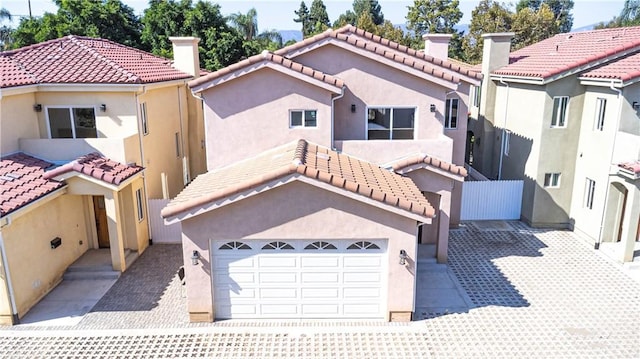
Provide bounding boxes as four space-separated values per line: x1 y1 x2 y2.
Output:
471 27 640 263
0 35 206 324
163 26 476 322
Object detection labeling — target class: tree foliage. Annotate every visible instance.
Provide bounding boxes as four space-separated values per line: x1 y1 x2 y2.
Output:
511 3 558 49
293 1 314 37
517 0 573 32
406 0 463 35
596 0 640 28
463 0 513 63
308 0 331 36
228 8 258 41
11 0 142 49
1 8 13 50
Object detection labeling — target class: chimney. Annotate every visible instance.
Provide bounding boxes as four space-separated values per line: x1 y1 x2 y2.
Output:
169 37 201 77
422 33 453 60
481 33 514 75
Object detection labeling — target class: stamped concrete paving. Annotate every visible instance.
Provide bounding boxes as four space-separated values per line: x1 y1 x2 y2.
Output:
1 222 639 358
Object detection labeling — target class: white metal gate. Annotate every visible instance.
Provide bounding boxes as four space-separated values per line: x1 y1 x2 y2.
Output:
461 180 523 220
148 199 182 243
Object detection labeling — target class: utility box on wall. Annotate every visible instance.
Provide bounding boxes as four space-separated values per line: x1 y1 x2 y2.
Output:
50 237 62 249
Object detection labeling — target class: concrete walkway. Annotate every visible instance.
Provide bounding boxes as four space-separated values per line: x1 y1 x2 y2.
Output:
1 222 639 358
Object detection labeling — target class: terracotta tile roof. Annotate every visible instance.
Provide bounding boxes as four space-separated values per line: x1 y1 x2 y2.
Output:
494 26 640 79
189 50 344 90
391 155 468 177
618 161 640 174
581 51 640 82
275 25 482 82
162 139 435 219
44 153 143 186
0 153 64 217
1 35 192 88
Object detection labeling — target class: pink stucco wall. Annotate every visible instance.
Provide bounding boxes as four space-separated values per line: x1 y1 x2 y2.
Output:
179 180 418 320
201 68 334 170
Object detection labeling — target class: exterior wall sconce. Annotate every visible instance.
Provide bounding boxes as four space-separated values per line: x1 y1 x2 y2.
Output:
633 101 639 110
399 249 408 265
429 104 436 112
100 104 107 112
50 237 62 249
351 104 356 113
191 250 200 265
33 104 42 112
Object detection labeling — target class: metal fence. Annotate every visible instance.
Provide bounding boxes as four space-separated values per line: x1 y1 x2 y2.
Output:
461 180 523 221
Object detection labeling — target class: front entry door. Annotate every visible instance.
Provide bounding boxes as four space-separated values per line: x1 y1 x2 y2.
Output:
93 196 110 248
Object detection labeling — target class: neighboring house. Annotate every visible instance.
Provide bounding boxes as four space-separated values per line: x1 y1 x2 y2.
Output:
0 35 206 324
162 25 476 322
470 27 640 262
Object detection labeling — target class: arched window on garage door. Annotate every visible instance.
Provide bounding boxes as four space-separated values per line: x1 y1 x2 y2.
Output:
304 241 337 250
262 241 294 250
219 241 252 250
347 241 380 250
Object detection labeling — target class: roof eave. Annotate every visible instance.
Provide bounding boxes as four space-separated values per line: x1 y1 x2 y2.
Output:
0 185 67 222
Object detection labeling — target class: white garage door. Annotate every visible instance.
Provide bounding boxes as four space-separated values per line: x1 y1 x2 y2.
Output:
211 239 387 319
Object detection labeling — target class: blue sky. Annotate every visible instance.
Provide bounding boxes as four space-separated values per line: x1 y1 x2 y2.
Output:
2 0 626 31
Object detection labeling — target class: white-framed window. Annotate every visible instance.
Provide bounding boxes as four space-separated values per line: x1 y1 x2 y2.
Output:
503 130 511 156
584 178 596 209
544 173 561 188
471 85 481 107
140 102 149 135
551 96 569 127
445 98 459 129
290 110 317 127
46 107 97 139
135 188 144 221
594 97 606 131
367 107 415 140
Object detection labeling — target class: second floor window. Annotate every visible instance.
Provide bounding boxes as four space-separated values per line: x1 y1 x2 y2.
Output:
584 178 596 209
140 102 149 135
594 98 606 131
367 107 415 140
47 107 97 139
551 96 569 127
290 110 317 127
544 173 561 188
445 99 459 129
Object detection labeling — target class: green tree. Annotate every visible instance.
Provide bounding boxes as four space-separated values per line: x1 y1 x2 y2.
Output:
228 8 258 41
517 0 573 32
353 0 384 25
294 1 313 37
1 8 13 50
141 0 246 70
333 10 357 27
596 0 640 28
406 0 463 35
309 0 331 35
463 0 513 64
512 2 558 49
11 0 142 49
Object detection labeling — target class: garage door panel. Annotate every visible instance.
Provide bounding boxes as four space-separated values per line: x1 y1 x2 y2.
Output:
260 288 298 299
259 272 297 284
216 288 256 300
301 287 339 299
344 256 382 267
221 304 256 315
259 256 297 267
261 304 298 315
215 257 255 269
344 272 381 283
344 304 380 314
301 256 339 267
302 304 340 315
344 287 380 298
302 272 339 283
220 272 256 284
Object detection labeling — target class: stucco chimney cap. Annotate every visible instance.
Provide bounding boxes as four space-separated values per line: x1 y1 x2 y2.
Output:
168 37 201 44
481 33 515 41
421 33 453 41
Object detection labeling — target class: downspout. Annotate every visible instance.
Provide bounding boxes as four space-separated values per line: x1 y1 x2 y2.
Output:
0 224 19 324
596 81 624 249
498 77 510 180
135 86 153 245
177 85 189 185
331 86 346 150
189 89 208 170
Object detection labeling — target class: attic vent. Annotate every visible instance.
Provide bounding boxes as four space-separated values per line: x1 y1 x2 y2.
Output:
0 172 22 181
316 153 330 160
